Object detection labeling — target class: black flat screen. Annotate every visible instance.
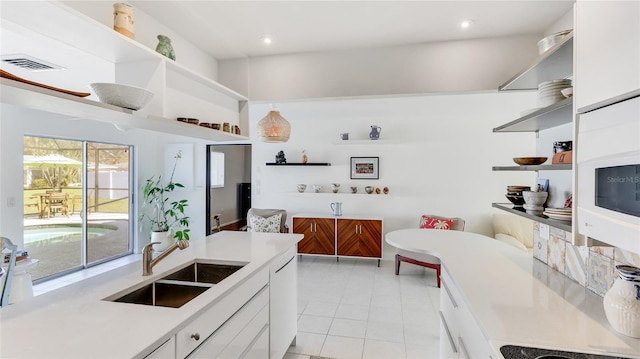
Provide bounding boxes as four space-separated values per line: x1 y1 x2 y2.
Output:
595 164 640 217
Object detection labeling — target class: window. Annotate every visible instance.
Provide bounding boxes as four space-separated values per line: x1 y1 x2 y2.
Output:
210 151 225 188
23 136 133 282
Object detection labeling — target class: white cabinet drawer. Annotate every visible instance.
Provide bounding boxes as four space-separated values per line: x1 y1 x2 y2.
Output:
217 304 269 358
145 337 176 359
440 267 494 359
177 269 269 358
243 323 269 359
187 285 269 359
440 270 460 359
440 274 460 336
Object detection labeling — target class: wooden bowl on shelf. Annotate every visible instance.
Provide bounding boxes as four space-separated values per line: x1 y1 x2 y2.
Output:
513 157 548 166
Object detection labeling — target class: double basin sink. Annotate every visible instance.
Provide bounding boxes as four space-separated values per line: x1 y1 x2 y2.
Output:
106 261 246 308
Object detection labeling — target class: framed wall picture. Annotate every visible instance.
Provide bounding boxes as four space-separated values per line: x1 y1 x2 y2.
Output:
350 157 379 179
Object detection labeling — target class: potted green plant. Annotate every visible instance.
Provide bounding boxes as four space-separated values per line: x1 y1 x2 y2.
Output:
139 151 190 251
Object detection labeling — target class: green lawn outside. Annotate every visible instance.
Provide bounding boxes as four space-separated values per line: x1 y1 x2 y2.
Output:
23 187 128 215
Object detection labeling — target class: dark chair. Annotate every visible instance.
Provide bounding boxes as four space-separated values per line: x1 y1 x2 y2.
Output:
395 214 465 287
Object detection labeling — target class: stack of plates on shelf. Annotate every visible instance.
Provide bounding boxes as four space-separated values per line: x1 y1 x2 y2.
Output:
538 79 572 108
543 207 572 221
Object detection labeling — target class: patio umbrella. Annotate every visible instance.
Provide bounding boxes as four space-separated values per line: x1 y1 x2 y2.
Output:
23 154 82 168
24 154 82 188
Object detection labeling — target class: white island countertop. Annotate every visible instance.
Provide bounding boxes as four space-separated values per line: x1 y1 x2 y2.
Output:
0 231 302 359
386 229 640 358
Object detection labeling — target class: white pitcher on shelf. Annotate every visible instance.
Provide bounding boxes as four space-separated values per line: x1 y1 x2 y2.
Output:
330 202 343 216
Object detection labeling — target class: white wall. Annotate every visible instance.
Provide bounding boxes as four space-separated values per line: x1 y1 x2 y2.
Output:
544 7 574 36
0 104 210 252
249 91 538 259
220 34 541 101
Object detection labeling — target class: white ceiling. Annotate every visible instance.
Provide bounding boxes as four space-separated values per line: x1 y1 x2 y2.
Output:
130 0 575 60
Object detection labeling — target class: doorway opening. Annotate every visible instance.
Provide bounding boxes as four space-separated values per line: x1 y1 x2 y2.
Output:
205 144 252 234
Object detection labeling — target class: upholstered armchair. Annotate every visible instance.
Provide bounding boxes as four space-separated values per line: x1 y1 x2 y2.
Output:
395 214 465 287
244 208 289 233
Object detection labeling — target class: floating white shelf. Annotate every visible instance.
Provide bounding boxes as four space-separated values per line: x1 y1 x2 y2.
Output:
289 192 391 196
1 78 249 142
331 139 393 145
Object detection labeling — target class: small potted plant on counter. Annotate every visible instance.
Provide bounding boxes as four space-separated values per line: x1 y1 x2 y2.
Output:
139 150 190 252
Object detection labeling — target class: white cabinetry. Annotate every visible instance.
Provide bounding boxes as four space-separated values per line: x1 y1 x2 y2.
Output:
439 273 460 359
439 268 495 359
188 286 269 359
145 337 176 359
177 269 269 358
575 0 640 110
0 1 249 142
269 246 298 359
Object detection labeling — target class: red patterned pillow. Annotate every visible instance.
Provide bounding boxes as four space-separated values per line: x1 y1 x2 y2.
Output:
420 215 453 230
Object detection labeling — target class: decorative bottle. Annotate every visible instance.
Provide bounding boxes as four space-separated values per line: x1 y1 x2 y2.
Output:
113 3 135 39
369 125 381 140
603 265 640 338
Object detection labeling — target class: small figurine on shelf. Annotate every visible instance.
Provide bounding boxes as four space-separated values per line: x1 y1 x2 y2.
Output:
275 150 287 164
155 35 176 60
302 150 308 164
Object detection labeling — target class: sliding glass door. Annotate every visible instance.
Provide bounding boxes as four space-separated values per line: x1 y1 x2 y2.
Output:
23 136 133 282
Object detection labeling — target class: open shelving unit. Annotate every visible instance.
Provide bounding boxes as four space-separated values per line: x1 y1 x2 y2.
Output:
1 78 248 142
492 98 573 133
0 1 249 142
493 31 574 231
492 203 572 232
492 164 572 171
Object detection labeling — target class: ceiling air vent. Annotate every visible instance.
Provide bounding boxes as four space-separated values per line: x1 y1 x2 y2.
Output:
1 54 65 72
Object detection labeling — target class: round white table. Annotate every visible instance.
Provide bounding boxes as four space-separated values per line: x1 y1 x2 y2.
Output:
385 228 493 259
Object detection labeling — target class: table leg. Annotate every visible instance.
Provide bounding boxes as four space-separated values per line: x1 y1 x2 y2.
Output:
39 196 46 218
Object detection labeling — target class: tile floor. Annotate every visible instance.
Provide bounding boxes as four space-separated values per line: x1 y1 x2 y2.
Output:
284 256 441 359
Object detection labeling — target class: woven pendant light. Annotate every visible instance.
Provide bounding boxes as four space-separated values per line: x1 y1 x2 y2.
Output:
257 105 291 143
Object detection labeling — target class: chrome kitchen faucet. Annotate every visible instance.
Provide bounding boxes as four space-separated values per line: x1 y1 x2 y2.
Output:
142 239 189 276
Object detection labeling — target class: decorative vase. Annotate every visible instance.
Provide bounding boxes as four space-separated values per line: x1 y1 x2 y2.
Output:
113 3 135 39
369 125 381 140
603 265 640 338
155 35 176 60
150 230 175 252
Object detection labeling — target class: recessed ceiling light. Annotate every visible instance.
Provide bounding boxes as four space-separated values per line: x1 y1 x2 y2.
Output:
460 20 474 29
261 37 272 45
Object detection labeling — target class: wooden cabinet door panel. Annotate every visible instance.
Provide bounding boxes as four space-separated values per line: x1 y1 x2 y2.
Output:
314 218 335 255
337 219 382 258
360 220 382 257
293 217 315 254
293 217 335 255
